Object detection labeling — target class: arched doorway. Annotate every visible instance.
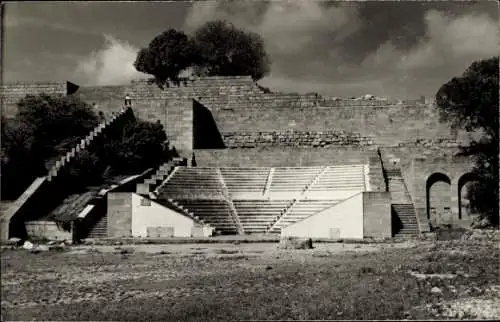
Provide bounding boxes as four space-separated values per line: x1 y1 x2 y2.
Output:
426 173 452 224
457 172 480 220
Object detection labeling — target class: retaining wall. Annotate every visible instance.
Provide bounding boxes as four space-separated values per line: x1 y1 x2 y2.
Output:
24 221 72 241
0 81 79 118
194 147 377 167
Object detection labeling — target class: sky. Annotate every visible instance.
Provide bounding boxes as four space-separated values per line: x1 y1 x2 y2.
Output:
1 0 498 99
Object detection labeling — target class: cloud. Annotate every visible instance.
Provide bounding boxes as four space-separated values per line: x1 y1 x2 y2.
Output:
184 1 498 98
184 0 361 77
363 10 499 73
74 34 148 86
4 13 100 36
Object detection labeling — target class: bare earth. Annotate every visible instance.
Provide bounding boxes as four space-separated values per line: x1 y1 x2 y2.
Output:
1 240 499 321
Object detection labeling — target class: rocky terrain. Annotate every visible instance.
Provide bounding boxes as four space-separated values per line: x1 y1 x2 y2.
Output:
1 240 498 320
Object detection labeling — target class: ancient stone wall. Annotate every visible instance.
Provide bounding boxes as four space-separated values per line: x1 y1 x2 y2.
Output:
194 147 377 167
363 192 392 238
222 131 374 148
0 81 77 118
73 85 128 118
211 104 472 147
107 192 133 238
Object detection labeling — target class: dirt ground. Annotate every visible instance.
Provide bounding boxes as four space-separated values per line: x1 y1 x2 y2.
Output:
1 240 499 321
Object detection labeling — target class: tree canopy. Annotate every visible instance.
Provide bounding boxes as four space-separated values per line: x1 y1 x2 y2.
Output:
435 56 499 227
1 94 168 200
193 20 270 80
134 29 200 87
133 20 270 86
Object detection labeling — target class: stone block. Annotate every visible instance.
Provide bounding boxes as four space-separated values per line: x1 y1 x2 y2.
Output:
136 183 152 194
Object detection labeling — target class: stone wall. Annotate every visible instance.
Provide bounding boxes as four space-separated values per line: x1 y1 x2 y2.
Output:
166 99 194 154
73 85 128 118
24 221 72 241
0 81 78 118
363 192 392 238
211 104 472 147
222 130 374 148
194 147 377 167
107 192 133 238
408 155 477 226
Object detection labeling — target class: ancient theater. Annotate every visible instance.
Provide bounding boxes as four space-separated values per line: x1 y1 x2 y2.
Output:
0 76 480 241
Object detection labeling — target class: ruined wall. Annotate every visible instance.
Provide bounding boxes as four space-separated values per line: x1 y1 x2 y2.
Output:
25 221 72 241
212 104 471 147
222 130 374 148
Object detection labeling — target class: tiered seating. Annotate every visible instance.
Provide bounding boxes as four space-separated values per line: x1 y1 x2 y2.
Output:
309 165 365 191
161 167 223 196
269 199 340 233
269 167 323 192
220 168 269 194
233 200 291 233
175 199 238 234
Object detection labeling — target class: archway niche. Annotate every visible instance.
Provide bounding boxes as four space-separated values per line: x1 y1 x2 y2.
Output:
457 172 480 220
426 172 452 225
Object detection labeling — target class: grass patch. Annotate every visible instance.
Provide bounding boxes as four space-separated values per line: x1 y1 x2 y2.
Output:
2 241 498 321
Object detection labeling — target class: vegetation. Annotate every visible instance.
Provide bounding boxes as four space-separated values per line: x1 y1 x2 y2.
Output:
1 241 499 320
1 94 167 200
134 20 270 87
435 56 499 227
133 29 200 87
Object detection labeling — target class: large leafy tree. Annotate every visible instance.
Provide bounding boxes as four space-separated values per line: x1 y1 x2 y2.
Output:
1 95 98 199
435 56 499 227
1 94 169 200
133 20 271 85
193 20 270 80
104 120 167 174
133 29 199 87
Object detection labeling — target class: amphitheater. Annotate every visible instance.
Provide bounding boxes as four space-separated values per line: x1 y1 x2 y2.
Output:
0 76 480 242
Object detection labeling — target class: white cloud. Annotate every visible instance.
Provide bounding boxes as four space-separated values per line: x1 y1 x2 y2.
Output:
184 0 361 69
363 10 499 73
184 3 497 98
74 34 148 86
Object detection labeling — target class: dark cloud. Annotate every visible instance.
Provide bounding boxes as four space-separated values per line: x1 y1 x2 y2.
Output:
184 0 498 98
2 1 498 98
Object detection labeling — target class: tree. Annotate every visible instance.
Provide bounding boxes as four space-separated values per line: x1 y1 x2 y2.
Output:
193 20 270 80
435 56 499 227
1 95 98 199
103 120 167 174
133 21 271 84
133 29 199 87
2 93 170 200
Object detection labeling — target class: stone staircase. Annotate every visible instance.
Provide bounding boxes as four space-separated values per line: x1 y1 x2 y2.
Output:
217 169 244 235
138 157 187 196
267 199 297 234
392 204 419 238
266 166 327 233
383 168 420 238
47 107 132 181
86 214 107 238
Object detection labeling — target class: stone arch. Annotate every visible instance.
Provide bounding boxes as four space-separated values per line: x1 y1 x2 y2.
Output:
426 172 452 220
457 172 480 219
